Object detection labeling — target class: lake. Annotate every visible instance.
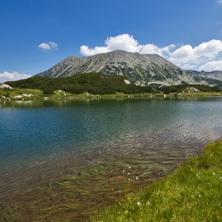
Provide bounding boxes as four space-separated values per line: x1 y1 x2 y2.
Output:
0 97 222 219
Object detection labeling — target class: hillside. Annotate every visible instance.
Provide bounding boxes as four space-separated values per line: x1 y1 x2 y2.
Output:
6 73 154 94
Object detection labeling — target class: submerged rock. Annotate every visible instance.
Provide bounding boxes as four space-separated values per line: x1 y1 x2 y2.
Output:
109 175 125 182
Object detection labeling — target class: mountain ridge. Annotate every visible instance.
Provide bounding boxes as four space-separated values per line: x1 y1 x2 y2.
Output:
37 50 222 88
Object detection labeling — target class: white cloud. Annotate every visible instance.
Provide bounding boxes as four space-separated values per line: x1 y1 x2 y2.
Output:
169 40 222 70
48 42 58 48
169 45 195 64
217 0 222 5
105 34 140 52
80 45 110 56
80 34 175 57
80 34 222 71
194 40 222 59
38 43 51 50
180 64 197 70
199 61 222 71
140 44 175 56
0 71 31 83
38 42 58 51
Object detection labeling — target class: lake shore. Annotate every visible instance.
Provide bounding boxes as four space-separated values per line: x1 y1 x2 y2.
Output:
1 98 222 221
1 87 222 103
91 140 222 221
1 140 221 221
0 141 189 221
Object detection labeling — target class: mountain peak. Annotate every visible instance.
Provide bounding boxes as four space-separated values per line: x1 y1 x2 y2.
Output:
36 50 222 88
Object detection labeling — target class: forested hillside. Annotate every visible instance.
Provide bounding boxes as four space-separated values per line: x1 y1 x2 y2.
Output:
6 73 154 94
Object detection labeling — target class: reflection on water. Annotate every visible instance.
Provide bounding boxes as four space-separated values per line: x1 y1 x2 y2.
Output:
0 97 222 201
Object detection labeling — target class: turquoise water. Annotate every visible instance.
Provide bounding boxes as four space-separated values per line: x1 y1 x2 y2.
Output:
0 97 222 198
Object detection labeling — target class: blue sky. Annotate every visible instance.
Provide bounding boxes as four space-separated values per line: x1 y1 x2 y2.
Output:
0 0 222 82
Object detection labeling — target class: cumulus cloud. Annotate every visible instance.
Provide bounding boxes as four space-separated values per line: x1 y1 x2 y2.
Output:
169 40 222 67
140 44 175 55
80 34 175 57
38 42 58 51
167 40 222 71
217 0 222 4
105 34 140 52
38 43 51 50
199 61 222 71
80 34 222 71
194 40 222 59
80 45 110 56
0 71 31 83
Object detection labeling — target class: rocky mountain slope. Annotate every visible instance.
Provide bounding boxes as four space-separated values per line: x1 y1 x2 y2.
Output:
37 50 222 88
198 71 222 81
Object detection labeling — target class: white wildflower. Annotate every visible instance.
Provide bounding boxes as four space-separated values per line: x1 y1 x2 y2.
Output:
199 195 201 197
137 202 141 206
128 167 131 169
123 170 125 174
213 172 216 175
128 178 131 181
136 176 139 180
127 173 130 175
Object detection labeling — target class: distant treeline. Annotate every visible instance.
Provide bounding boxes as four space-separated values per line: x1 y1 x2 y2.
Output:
158 84 222 94
6 73 154 94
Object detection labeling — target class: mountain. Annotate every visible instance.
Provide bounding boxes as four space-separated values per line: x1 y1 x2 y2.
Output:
37 50 222 88
198 71 222 81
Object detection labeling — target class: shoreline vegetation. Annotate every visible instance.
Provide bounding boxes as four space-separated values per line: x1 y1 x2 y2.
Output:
1 73 222 103
90 140 222 221
1 140 222 221
1 88 222 103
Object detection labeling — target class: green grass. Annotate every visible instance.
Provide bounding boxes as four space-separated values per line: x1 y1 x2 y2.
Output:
90 140 222 221
1 87 222 103
0 88 43 99
177 92 222 97
0 87 154 102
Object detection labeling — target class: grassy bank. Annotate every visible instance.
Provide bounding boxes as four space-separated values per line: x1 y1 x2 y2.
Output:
1 87 222 103
91 140 222 221
0 87 147 101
